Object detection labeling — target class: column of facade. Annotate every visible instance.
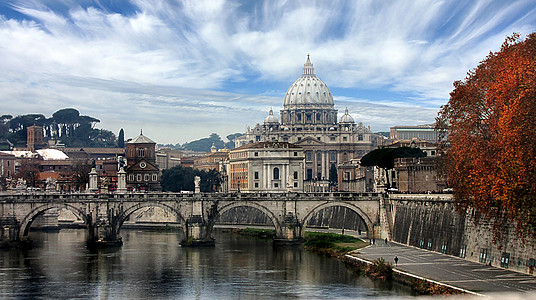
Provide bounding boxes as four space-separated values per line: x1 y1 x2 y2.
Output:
264 164 268 190
284 163 289 190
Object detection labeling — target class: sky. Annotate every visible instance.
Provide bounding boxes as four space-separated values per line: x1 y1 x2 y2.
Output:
0 0 535 144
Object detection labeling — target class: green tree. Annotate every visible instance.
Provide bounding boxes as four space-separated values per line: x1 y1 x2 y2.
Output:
117 128 125 148
361 147 426 188
225 133 243 149
329 163 338 185
160 165 220 192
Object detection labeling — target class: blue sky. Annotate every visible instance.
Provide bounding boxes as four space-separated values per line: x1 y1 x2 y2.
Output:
0 0 535 144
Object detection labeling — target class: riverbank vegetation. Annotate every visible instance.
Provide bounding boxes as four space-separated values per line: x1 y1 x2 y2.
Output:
232 228 275 238
232 228 368 256
303 232 367 256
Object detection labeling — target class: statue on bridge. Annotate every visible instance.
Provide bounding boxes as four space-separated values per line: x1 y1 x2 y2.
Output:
194 176 201 194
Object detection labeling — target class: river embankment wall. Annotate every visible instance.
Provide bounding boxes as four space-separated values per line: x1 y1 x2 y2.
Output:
389 194 536 275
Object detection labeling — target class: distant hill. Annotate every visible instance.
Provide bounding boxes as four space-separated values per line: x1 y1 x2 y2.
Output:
0 108 118 148
160 132 243 153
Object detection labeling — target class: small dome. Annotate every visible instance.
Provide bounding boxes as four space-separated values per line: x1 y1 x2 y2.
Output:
283 55 334 108
264 109 279 124
340 108 355 124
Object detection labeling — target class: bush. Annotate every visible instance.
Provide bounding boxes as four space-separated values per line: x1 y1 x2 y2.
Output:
365 257 393 280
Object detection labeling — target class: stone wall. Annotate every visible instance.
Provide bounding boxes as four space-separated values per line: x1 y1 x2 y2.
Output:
392 198 465 256
390 195 536 275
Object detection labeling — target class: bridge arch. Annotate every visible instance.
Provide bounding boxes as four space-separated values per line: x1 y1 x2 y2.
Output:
19 203 89 239
301 201 374 238
115 202 186 235
207 201 283 237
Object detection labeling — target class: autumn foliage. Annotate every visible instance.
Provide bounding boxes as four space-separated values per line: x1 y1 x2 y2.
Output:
436 33 536 238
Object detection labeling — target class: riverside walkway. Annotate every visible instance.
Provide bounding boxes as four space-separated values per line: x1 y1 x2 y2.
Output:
351 241 536 295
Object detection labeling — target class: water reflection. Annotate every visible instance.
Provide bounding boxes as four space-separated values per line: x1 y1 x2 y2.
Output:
0 229 412 299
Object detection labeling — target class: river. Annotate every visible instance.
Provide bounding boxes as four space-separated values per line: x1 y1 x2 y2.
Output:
0 229 412 299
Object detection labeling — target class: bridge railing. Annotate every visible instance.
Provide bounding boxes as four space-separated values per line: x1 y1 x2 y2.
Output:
0 191 386 202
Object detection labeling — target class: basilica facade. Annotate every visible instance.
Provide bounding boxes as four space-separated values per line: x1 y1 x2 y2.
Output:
235 56 382 181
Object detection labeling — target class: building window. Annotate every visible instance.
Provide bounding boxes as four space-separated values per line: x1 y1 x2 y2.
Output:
255 172 259 180
255 182 259 188
306 169 313 180
136 174 141 181
479 248 489 263
294 182 298 187
358 134 363 141
129 174 134 181
144 174 149 181
459 245 467 258
274 182 279 188
317 152 322 162
306 152 312 161
152 174 157 181
273 167 279 180
293 171 298 180
297 137 302 141
501 252 510 268
254 152 258 157
343 136 347 141
317 137 321 141
138 148 145 157
330 152 336 161
294 152 298 156
306 114 311 121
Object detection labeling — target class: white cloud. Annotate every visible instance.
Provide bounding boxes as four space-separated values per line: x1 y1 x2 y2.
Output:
0 0 534 143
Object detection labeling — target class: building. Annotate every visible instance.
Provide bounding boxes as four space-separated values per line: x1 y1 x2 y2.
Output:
27 125 46 151
61 147 125 160
226 141 304 192
194 146 229 172
155 148 183 170
0 152 15 190
390 125 438 143
394 156 447 193
337 159 375 193
125 131 160 191
235 55 381 182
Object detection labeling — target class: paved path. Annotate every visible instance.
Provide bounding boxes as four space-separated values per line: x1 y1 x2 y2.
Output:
352 241 536 295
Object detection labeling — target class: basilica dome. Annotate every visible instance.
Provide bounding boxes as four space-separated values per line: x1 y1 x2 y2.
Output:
283 55 334 108
264 109 279 124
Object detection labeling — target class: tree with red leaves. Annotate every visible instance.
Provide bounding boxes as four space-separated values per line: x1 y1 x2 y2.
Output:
437 33 536 238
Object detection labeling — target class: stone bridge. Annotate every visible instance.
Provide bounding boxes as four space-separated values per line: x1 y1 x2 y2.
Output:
0 192 391 248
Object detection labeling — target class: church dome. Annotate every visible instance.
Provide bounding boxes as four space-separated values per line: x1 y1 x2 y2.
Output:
264 109 279 124
283 55 334 108
340 107 355 124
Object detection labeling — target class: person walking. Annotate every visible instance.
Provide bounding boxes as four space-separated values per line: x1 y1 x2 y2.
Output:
384 238 388 245
394 256 399 266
